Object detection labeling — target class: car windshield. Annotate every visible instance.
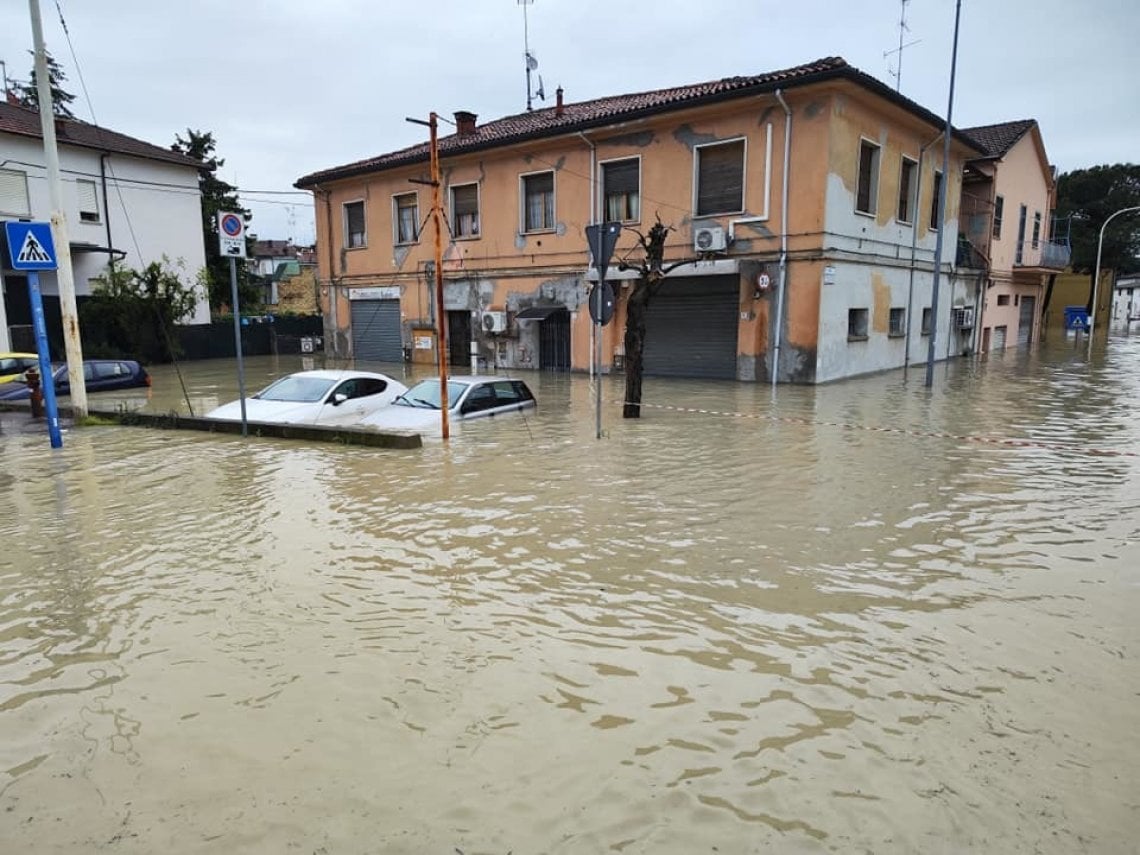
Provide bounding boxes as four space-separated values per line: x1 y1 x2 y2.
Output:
255 375 337 402
395 379 470 410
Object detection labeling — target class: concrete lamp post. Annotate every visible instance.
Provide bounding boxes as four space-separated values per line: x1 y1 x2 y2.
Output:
1089 205 1140 356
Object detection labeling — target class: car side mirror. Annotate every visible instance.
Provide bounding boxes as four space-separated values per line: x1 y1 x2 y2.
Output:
332 393 348 405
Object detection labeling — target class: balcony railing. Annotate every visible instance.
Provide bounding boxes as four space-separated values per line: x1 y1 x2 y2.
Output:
1014 239 1071 269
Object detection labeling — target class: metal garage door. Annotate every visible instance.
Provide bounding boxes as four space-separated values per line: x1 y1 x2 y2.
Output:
1017 296 1036 346
350 299 403 363
643 275 739 379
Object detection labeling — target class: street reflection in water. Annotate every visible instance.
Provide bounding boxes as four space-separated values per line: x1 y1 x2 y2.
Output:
1 334 1138 853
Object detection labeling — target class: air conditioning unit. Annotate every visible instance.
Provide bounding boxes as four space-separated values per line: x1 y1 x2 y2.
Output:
954 306 976 330
482 310 508 334
693 225 727 253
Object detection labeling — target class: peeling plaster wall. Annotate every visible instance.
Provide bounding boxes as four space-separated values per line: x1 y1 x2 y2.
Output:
816 260 971 382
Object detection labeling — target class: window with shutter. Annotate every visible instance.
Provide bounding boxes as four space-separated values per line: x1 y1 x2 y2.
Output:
344 201 366 248
695 140 745 217
602 158 640 222
0 169 31 217
77 179 100 223
393 193 419 244
856 140 880 215
450 184 479 238
522 171 554 232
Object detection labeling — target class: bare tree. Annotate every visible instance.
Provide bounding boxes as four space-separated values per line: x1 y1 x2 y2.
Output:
617 217 696 418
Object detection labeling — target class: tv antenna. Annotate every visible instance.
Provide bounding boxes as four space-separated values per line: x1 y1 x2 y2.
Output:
519 0 544 111
884 0 921 92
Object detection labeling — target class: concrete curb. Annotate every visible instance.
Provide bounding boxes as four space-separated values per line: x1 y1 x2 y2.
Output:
0 402 423 449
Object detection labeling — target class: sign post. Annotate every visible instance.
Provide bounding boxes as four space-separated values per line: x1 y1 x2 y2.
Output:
585 222 621 440
218 211 249 436
4 221 63 448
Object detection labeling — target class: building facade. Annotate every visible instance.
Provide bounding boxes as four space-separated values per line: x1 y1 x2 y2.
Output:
0 102 210 351
297 57 984 383
958 120 1069 352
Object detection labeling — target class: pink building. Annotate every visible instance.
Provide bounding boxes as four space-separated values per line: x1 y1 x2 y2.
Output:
958 120 1069 352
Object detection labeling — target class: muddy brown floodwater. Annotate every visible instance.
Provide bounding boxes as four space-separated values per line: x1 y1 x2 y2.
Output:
1 333 1138 853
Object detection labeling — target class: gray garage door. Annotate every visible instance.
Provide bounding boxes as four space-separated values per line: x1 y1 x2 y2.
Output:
643 275 739 379
350 299 403 363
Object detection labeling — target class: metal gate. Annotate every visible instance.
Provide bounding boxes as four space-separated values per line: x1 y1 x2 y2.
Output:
1017 296 1036 346
539 309 571 371
350 299 403 363
447 310 471 366
643 275 738 379
992 325 1008 351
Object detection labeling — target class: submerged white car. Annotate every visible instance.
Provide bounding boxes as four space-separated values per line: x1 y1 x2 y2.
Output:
206 369 408 426
360 375 536 435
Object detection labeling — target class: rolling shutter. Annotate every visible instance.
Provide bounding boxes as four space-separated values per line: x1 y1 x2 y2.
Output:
643 275 739 379
0 169 31 217
1017 296 1035 346
350 299 403 363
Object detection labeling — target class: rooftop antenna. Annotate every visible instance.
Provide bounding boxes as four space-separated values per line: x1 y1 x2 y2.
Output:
884 0 920 92
519 0 539 111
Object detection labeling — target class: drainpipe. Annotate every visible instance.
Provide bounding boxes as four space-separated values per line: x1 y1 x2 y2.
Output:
99 152 114 274
318 186 338 352
578 131 598 377
771 89 791 386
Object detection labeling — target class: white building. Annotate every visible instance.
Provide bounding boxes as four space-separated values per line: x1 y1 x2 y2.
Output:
1113 274 1139 325
0 101 210 351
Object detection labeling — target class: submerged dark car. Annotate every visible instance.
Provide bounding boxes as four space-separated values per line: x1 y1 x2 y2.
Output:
0 359 150 400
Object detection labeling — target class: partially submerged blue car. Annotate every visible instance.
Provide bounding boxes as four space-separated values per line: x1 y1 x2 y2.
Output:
0 359 151 400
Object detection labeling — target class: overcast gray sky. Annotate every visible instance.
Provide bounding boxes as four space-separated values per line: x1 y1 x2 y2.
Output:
2 0 1136 245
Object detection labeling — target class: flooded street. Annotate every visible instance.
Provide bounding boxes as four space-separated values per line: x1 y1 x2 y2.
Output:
2 336 1138 853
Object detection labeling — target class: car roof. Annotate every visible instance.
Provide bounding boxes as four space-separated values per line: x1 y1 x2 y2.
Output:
413 374 530 386
288 369 397 381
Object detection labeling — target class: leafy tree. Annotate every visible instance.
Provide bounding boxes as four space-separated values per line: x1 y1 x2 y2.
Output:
616 218 697 418
80 259 199 363
171 129 260 313
1055 164 1140 276
17 50 76 118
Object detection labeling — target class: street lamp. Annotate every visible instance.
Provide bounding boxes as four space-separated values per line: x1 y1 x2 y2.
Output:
1088 205 1140 356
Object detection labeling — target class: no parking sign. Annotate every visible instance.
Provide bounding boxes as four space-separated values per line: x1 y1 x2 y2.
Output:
218 211 246 258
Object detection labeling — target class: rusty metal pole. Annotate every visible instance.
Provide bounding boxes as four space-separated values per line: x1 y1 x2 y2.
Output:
429 113 450 440
29 0 87 419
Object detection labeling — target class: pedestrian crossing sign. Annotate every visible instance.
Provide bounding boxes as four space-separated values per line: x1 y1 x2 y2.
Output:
4 221 58 271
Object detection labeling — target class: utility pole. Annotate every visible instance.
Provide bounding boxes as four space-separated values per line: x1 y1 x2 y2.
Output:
924 0 962 389
29 0 87 418
407 113 450 440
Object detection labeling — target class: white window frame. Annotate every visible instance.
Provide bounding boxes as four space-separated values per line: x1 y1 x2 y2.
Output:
855 137 881 217
896 155 918 225
392 191 420 246
76 178 101 224
888 306 906 337
0 168 31 218
692 136 748 218
343 199 366 249
449 182 481 240
519 169 556 234
598 154 642 224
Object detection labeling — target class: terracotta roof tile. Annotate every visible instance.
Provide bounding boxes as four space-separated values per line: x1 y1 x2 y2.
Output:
960 119 1037 159
0 102 201 169
297 56 981 187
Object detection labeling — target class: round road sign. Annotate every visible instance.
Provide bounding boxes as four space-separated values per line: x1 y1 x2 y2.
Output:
220 213 243 237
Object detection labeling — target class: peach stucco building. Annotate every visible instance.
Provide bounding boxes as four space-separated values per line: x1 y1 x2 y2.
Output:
296 57 986 383
959 120 1069 352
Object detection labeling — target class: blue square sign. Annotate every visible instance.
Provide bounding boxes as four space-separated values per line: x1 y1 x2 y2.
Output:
4 221 58 270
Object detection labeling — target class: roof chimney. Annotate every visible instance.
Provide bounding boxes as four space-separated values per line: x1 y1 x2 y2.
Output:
555 87 564 117
454 111 477 137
